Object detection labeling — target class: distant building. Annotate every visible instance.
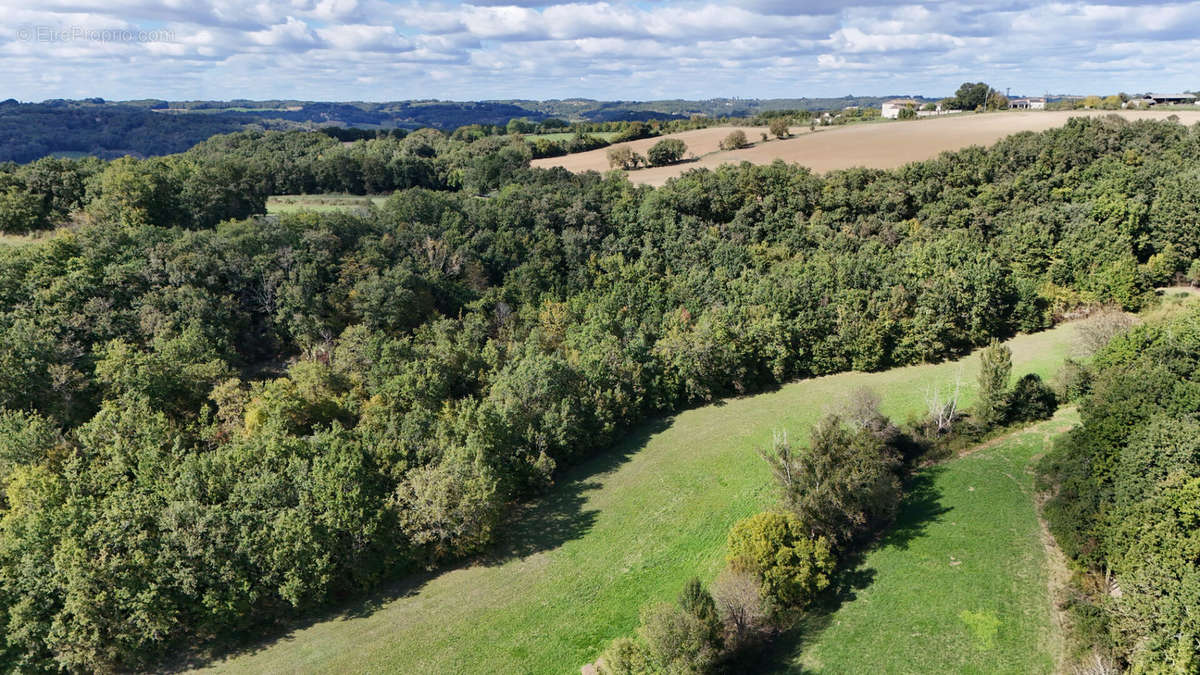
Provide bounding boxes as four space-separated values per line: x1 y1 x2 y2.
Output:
881 98 919 119
1009 97 1046 110
1146 93 1197 105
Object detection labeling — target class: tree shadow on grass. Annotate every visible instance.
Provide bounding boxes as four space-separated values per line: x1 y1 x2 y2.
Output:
168 415 675 672
726 467 951 674
487 415 674 562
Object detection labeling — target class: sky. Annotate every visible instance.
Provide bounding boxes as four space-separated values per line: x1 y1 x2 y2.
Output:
2 0 1199 102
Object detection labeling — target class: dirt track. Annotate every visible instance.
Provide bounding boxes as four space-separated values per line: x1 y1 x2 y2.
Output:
532 110 1200 186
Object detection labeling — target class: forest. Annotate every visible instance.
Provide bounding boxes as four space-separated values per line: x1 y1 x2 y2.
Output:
1039 305 1200 672
0 114 1198 670
0 97 873 164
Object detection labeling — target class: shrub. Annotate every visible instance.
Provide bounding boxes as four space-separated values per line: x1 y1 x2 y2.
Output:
727 511 835 609
646 138 687 167
768 118 790 139
1050 359 1090 403
637 601 720 673
595 637 650 675
719 130 749 151
1006 373 1057 423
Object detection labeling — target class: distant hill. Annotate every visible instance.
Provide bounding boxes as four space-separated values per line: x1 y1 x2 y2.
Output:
0 96 928 163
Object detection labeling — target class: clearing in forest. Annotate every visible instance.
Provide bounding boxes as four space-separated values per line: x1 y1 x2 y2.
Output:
773 409 1079 674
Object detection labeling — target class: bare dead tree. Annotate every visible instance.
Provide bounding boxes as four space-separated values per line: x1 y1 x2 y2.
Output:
844 386 885 431
1074 306 1137 356
926 369 963 434
759 430 798 495
711 568 770 649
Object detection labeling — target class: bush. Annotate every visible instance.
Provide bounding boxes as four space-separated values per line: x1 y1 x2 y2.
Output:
719 130 748 151
1050 359 1090 403
727 511 835 609
595 637 650 675
768 118 790 139
637 601 720 673
646 138 687 167
1006 373 1057 423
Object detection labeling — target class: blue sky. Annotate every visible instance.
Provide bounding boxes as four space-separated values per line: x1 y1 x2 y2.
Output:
2 0 1199 101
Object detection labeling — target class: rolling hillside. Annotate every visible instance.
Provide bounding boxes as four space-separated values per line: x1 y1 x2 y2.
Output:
533 109 1200 186
196 324 1077 673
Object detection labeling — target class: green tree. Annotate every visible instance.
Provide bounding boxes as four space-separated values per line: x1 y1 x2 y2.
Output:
727 511 835 608
394 458 504 565
0 186 46 233
646 138 687 166
950 82 993 110
976 339 1012 428
87 157 181 227
761 417 902 544
505 117 536 135
678 577 722 649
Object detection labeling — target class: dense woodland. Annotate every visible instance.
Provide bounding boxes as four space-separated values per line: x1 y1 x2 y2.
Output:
0 98 849 164
1040 306 1200 672
0 115 1197 670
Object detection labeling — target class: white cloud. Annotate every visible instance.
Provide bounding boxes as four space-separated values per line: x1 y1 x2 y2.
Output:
1 0 1199 101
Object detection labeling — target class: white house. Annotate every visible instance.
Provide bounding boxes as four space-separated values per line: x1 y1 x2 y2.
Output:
881 98 919 119
1010 97 1046 110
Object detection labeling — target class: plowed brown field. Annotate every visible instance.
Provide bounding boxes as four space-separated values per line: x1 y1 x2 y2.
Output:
532 110 1200 186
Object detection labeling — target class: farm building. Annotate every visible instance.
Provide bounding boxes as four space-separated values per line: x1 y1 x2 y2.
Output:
881 98 919 119
1009 97 1046 110
1146 93 1197 105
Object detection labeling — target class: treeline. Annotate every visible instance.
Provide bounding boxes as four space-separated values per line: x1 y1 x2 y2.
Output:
0 128 539 232
1039 304 1200 671
0 98 822 165
0 101 259 163
0 116 1198 670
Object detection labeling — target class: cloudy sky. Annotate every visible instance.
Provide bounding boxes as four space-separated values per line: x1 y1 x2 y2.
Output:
2 0 1198 102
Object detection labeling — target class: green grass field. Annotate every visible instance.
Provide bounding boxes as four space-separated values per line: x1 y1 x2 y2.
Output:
772 408 1078 674
266 194 389 215
197 324 1075 674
